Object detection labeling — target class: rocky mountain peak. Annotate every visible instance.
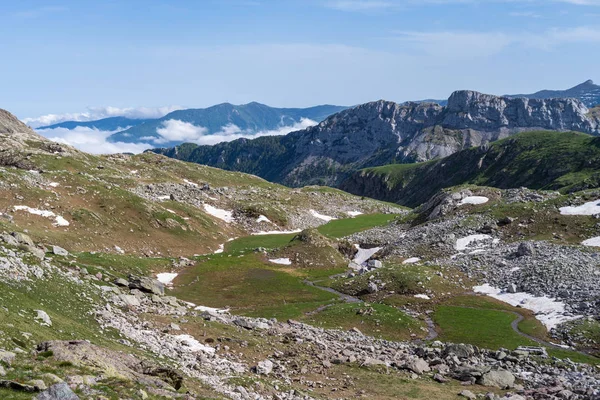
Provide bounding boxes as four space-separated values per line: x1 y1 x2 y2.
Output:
0 109 32 134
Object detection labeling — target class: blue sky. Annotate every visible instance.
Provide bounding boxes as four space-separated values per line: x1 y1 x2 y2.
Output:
1 0 599 124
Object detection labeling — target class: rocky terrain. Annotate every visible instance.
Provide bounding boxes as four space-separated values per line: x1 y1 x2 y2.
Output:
151 90 600 188
3 107 600 399
508 80 600 109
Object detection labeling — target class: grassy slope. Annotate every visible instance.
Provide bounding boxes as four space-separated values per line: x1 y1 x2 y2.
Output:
344 130 600 207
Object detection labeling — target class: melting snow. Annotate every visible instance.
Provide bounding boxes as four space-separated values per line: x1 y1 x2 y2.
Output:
194 305 229 314
414 294 431 300
214 244 224 254
560 199 600 216
402 257 421 264
48 182 60 188
252 229 301 236
269 258 292 265
183 179 198 187
310 209 336 222
203 204 234 223
13 206 70 227
474 284 581 330
582 237 600 247
256 215 271 223
455 234 493 251
347 211 363 217
353 245 382 265
157 195 171 201
458 196 489 206
173 334 215 354
156 273 178 285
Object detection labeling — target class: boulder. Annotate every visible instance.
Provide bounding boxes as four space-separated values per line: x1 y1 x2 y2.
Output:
367 282 378 293
128 275 164 296
517 242 534 257
119 295 141 307
443 343 474 359
367 260 383 269
0 350 16 366
459 390 477 400
403 357 430 375
256 359 273 375
477 370 515 389
11 231 34 247
507 283 518 294
0 233 18 246
35 382 80 400
51 246 69 256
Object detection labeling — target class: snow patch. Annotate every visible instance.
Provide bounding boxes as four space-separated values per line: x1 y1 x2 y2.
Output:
560 199 600 216
353 245 381 266
256 215 271 223
203 204 234 223
173 334 215 354
347 211 363 217
183 179 198 187
214 243 224 254
310 209 336 222
47 182 60 188
252 229 301 236
156 272 178 285
455 234 493 251
269 258 292 265
414 294 430 300
157 195 171 201
13 205 70 227
582 237 600 247
458 196 489 206
194 305 229 314
474 284 581 330
402 257 421 264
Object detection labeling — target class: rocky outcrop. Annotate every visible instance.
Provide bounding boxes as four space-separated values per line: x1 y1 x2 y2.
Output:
152 91 600 188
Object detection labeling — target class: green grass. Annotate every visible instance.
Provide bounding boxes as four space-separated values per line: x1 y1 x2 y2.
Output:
74 252 172 278
435 305 537 350
317 213 399 238
172 252 339 317
300 303 424 341
226 233 297 253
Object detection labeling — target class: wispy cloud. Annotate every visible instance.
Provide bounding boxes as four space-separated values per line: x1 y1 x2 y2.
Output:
392 26 600 58
24 106 184 128
325 1 395 11
11 5 68 19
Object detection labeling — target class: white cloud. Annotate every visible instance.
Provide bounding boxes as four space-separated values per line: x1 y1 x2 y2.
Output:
154 120 209 144
326 1 395 11
23 105 184 128
36 126 153 155
153 118 317 146
393 26 600 58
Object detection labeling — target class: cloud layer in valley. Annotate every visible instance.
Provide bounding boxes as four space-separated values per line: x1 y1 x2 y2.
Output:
35 118 317 154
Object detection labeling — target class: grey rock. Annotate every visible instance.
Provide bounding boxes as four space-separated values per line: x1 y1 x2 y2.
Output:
367 281 378 293
507 283 518 294
459 390 477 400
114 278 129 287
128 275 164 296
0 233 18 246
367 259 382 269
27 380 47 390
443 343 474 359
256 359 273 375
11 232 34 246
0 350 16 366
477 369 515 389
35 382 80 400
119 295 140 307
517 242 535 257
403 357 430 375
35 310 52 326
0 365 5 376
51 246 68 256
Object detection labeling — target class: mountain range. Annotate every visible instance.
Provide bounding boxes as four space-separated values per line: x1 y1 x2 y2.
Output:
151 90 600 188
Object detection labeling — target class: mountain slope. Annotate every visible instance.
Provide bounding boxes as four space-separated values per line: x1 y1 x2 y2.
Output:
152 91 600 188
108 102 347 146
341 130 600 207
37 116 152 131
508 79 600 108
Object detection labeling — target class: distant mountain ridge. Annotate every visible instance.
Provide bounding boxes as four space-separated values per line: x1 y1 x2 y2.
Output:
38 116 151 131
507 79 600 108
107 102 348 146
151 90 600 188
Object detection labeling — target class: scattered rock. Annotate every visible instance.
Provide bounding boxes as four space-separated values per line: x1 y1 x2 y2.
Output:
256 359 273 375
35 382 80 400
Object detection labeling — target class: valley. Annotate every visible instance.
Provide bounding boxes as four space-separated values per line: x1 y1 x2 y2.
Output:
2 107 600 399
